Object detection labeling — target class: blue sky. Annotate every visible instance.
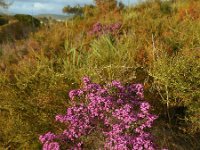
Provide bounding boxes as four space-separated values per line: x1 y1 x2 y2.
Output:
3 0 137 15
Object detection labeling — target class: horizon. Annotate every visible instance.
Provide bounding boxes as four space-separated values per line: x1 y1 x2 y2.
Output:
1 0 137 15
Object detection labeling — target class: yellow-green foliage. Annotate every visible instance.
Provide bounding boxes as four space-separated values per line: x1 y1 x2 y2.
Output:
0 15 40 44
150 50 200 131
0 0 200 149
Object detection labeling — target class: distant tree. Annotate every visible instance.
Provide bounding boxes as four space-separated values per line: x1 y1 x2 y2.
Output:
62 5 84 16
0 0 9 8
14 14 40 27
118 1 125 10
83 4 95 17
63 4 95 17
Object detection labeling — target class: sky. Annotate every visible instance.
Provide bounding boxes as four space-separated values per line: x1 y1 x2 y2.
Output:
2 0 137 15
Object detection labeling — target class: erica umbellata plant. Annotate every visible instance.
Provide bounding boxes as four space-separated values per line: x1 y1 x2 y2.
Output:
39 77 158 150
88 22 122 36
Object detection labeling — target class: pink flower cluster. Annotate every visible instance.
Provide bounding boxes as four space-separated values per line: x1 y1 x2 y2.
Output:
88 22 122 36
39 77 158 150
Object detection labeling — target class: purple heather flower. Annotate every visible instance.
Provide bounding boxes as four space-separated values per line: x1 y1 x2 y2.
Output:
82 77 91 85
43 142 60 150
39 132 56 144
140 102 150 114
69 90 84 100
88 22 122 36
39 77 159 149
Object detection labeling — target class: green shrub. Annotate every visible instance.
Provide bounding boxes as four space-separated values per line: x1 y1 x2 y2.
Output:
14 14 40 27
150 51 200 133
0 17 8 26
0 56 72 149
160 1 173 15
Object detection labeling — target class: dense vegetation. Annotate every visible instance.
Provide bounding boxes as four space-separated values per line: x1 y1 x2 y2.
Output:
0 0 200 149
0 15 40 43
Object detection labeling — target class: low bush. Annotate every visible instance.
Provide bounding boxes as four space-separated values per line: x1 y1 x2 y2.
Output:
150 51 200 133
14 14 40 28
0 17 8 26
40 77 158 149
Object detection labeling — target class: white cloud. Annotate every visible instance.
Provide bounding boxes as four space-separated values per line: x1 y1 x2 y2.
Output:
33 3 46 10
33 2 56 11
7 0 137 15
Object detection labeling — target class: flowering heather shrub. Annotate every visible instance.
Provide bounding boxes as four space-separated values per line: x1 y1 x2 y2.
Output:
88 22 122 36
39 77 158 150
